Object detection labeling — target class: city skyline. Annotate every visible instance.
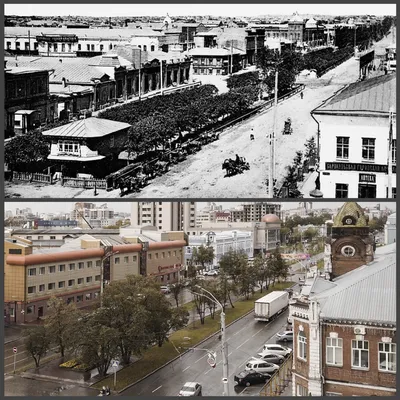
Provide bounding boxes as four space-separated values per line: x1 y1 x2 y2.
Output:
5 3 396 18
4 201 396 216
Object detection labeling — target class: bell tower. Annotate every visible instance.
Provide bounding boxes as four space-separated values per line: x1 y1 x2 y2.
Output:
324 202 375 280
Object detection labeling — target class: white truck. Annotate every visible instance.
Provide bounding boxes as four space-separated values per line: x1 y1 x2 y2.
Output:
254 291 289 322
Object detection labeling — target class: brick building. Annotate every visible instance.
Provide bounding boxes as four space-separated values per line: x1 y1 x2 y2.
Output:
4 231 187 324
289 202 396 396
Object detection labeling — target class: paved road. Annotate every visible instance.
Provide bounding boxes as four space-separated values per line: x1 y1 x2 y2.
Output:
121 297 297 397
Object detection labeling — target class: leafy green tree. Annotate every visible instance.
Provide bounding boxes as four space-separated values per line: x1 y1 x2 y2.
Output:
170 281 185 308
303 227 319 242
192 245 215 269
5 130 50 172
100 276 152 365
219 249 248 286
24 325 50 367
269 249 289 284
253 253 274 292
76 312 120 377
45 296 81 358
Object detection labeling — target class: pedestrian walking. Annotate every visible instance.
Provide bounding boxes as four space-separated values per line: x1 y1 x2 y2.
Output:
300 91 304 100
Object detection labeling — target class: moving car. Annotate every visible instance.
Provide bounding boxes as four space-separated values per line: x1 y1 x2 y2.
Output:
204 270 218 276
234 370 271 387
256 353 285 365
258 344 292 358
160 285 171 294
275 330 293 342
179 382 202 396
245 358 280 374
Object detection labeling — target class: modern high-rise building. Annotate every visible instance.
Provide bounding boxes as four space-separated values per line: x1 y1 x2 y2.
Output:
230 202 282 222
131 202 196 232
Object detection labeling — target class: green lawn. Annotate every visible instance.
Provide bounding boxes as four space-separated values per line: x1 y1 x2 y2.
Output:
93 282 293 392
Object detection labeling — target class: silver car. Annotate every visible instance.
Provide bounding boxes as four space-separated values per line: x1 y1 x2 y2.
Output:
276 331 293 343
179 382 202 396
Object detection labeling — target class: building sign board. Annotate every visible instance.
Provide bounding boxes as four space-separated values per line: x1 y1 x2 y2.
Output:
359 173 376 183
359 50 375 69
36 35 78 43
326 162 396 174
332 227 370 238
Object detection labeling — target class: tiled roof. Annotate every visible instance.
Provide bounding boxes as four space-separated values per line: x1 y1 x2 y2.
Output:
42 117 131 138
315 243 396 325
333 202 368 227
313 73 396 116
49 83 93 95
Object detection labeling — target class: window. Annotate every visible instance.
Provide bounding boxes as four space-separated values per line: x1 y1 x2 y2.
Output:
49 266 56 273
62 43 65 52
27 305 35 314
341 245 356 257
78 262 84 269
155 253 159 259
133 255 137 262
38 236 43 240
87 44 90 51
48 282 55 290
335 183 348 198
352 340 369 369
67 297 74 304
28 268 36 276
162 252 165 258
59 264 65 272
124 256 129 263
336 137 349 159
114 257 120 264
69 263 75 271
39 284 45 292
143 45 147 51
58 141 80 155
7 41 11 49
16 42 20 50
86 276 93 283
94 292 100 299
362 138 375 161
91 44 95 51
53 44 58 51
151 45 155 51
298 331 307 360
326 337 343 366
85 293 92 300
96 260 101 267
297 385 308 396
78 44 81 51
68 43 72 52
78 278 84 284
378 342 396 372
68 279 75 287
50 236 56 240
100 44 104 51
392 139 396 164
76 295 83 303
148 254 152 260
87 261 93 268
58 281 65 289
28 286 36 294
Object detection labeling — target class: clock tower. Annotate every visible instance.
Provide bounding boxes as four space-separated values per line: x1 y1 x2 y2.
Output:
324 202 375 279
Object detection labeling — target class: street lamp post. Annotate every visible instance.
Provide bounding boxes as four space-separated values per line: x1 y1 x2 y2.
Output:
194 286 229 396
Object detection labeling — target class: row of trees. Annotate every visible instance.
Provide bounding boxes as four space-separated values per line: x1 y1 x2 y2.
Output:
24 276 189 376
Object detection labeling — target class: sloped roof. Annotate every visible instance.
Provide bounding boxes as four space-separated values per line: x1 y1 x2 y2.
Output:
333 202 368 227
315 242 396 325
188 47 246 56
42 117 131 138
4 57 108 83
313 73 396 117
88 54 132 67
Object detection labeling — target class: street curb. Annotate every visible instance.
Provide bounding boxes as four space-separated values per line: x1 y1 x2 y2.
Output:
20 372 94 388
115 307 257 394
4 337 22 345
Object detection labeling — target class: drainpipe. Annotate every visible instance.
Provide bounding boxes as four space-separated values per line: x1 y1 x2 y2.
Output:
310 110 321 165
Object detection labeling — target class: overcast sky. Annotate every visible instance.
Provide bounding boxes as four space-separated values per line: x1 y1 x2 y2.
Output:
4 3 396 17
4 201 396 216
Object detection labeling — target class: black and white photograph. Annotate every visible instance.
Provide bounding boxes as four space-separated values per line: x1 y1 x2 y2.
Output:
3 200 396 396
3 3 396 199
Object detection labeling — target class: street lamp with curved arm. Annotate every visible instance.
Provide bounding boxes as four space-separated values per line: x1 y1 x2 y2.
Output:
193 285 229 396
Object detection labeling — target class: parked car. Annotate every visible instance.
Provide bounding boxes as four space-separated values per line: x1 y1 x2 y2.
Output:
245 358 280 374
204 270 218 276
258 344 293 358
179 382 202 396
256 353 285 365
234 370 271 387
160 285 171 294
276 330 294 342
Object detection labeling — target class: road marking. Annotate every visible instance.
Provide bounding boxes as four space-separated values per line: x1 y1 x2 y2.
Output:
5 355 32 368
183 366 190 372
237 338 250 349
232 325 247 336
195 354 207 363
152 385 162 393
228 351 232 357
252 327 264 338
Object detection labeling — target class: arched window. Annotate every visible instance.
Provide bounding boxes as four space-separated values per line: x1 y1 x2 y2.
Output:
297 331 307 360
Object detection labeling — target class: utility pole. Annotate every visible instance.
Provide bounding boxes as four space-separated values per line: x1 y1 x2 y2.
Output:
354 26 357 57
269 69 278 198
138 49 142 100
230 41 233 75
160 59 163 95
387 107 394 198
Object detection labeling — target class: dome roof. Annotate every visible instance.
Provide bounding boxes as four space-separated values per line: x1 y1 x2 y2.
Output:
261 214 281 223
289 12 304 23
306 17 317 28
